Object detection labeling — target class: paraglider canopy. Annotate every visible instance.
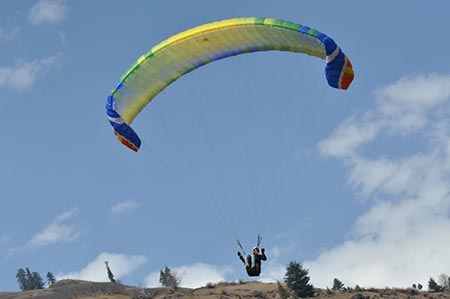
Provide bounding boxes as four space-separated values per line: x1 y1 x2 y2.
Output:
106 17 354 151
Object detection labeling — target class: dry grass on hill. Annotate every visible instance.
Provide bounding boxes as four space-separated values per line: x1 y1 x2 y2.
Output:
1 279 450 299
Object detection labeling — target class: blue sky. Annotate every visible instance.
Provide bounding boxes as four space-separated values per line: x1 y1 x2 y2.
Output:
1 0 450 291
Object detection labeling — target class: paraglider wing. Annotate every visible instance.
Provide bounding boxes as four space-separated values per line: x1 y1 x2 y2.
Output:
106 17 354 151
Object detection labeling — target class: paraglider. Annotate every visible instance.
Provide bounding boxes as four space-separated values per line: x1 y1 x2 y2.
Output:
105 17 354 277
105 17 354 152
238 246 267 277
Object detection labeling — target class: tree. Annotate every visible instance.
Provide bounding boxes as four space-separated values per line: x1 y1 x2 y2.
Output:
47 272 56 286
284 261 315 298
332 278 345 291
277 281 289 299
16 268 44 290
26 268 44 290
438 274 450 291
159 266 180 289
16 268 28 291
25 268 34 289
31 271 45 289
105 261 116 283
428 277 444 292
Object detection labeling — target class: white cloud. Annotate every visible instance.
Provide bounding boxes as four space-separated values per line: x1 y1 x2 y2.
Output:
58 252 147 282
111 200 139 214
258 253 287 283
306 211 450 288
309 74 450 288
27 208 80 249
0 54 61 91
9 208 80 255
0 27 21 42
146 263 230 288
318 114 380 159
28 0 67 25
375 74 450 113
144 244 290 288
318 74 450 160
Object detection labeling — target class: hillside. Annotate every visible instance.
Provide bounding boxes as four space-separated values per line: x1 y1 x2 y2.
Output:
1 279 450 299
